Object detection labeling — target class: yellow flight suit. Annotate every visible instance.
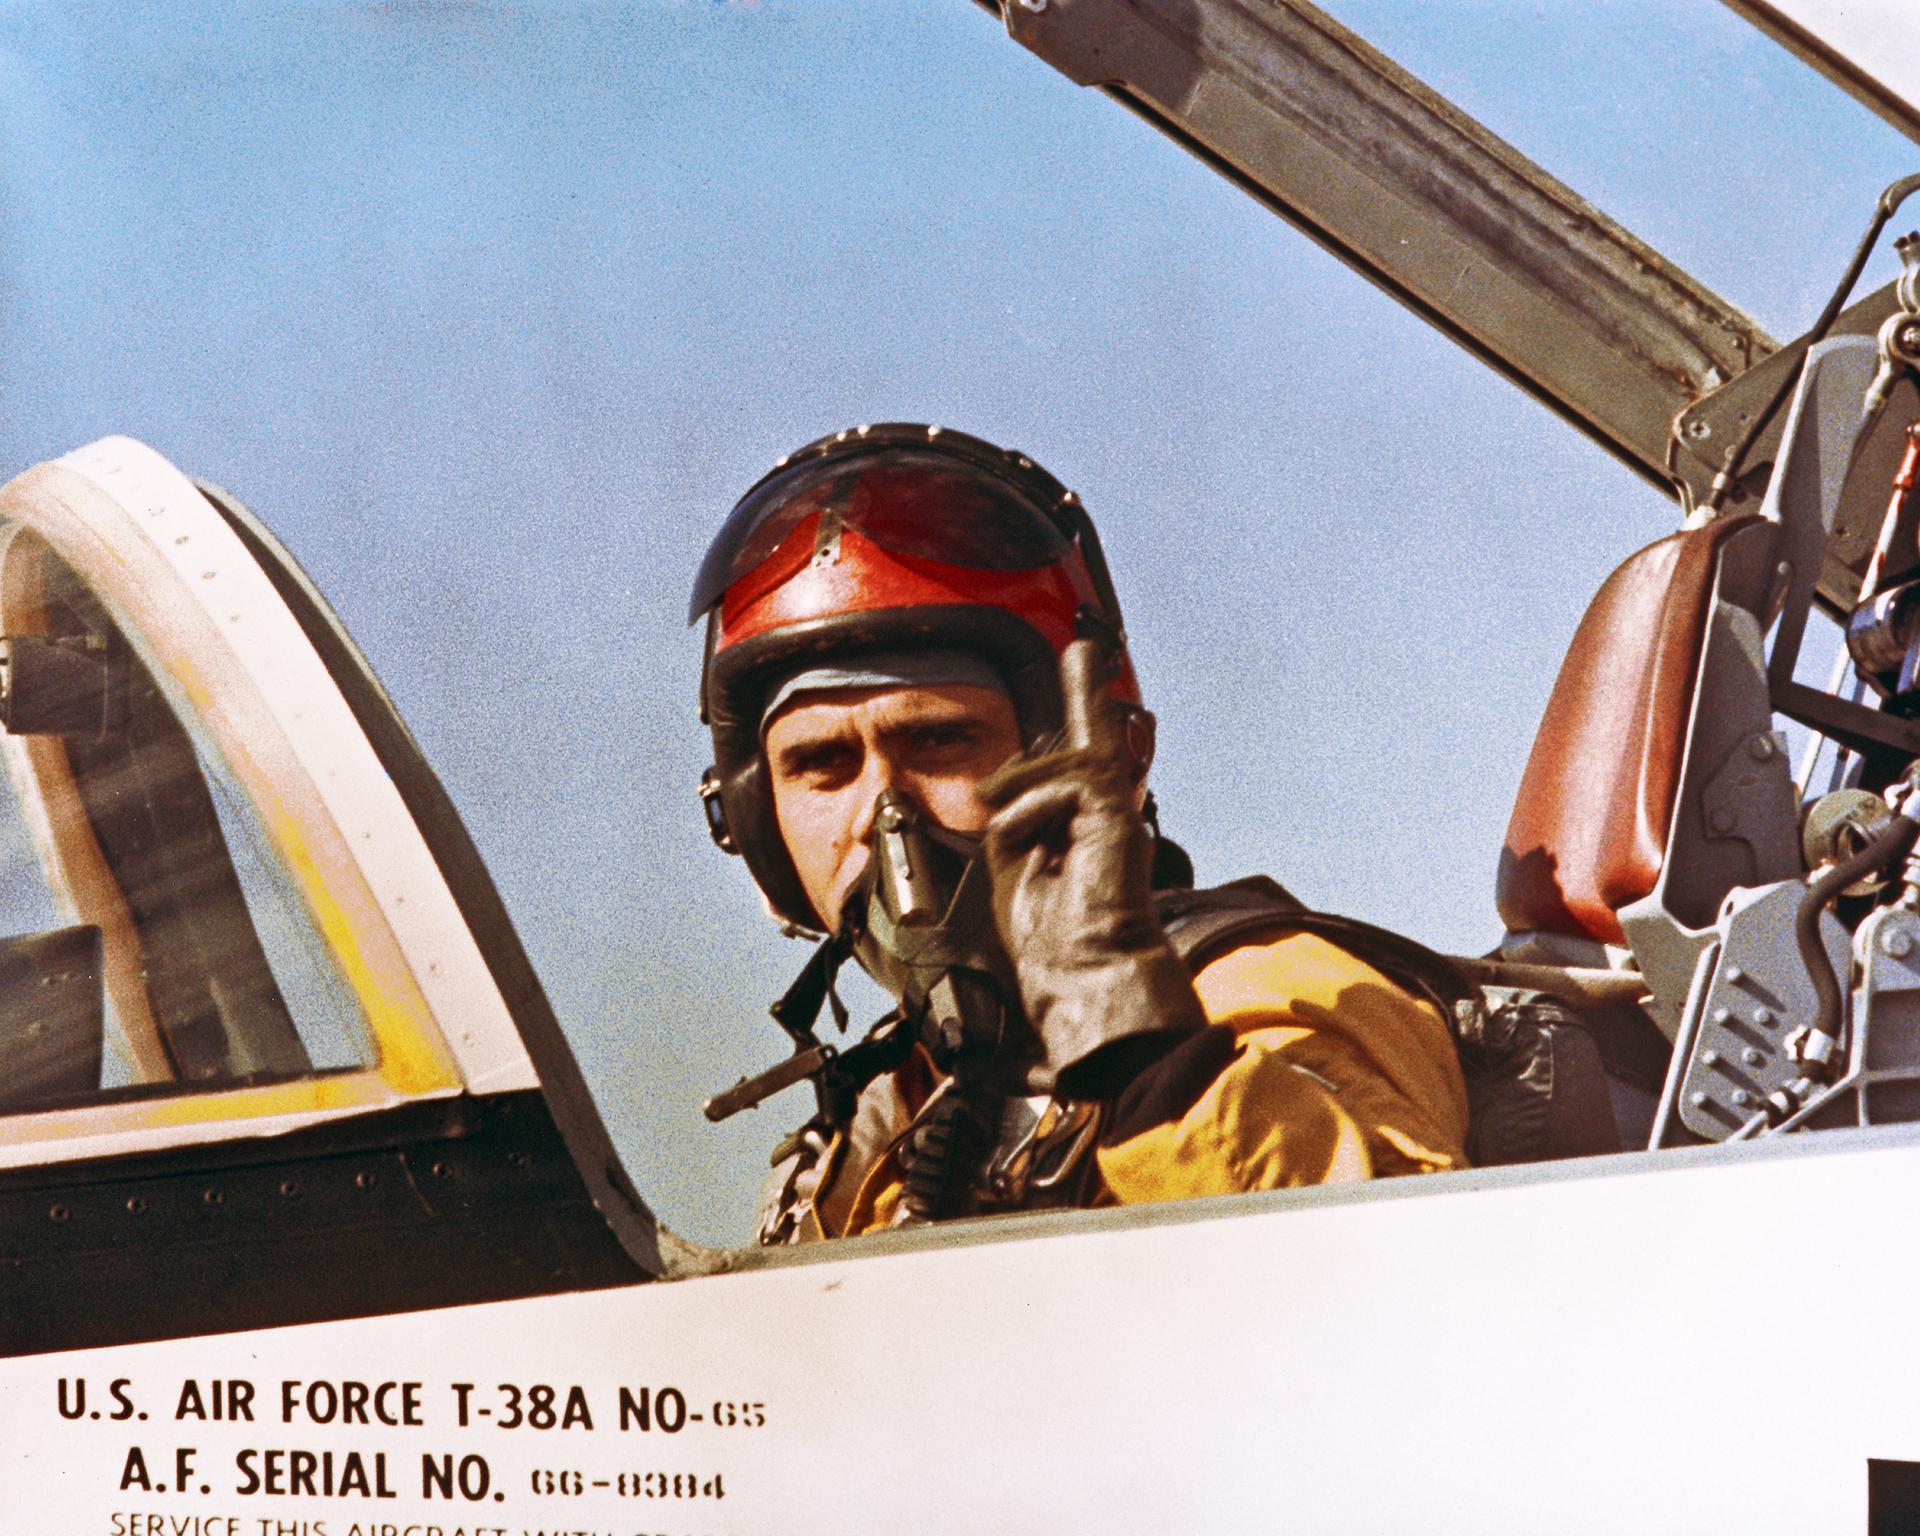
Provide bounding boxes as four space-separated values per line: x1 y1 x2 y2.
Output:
786 929 1470 1240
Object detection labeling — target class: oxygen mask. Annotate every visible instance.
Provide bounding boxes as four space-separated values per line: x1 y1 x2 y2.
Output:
839 789 1029 1076
840 788 1048 1221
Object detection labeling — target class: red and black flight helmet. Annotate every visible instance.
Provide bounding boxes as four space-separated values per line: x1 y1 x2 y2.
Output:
690 423 1143 932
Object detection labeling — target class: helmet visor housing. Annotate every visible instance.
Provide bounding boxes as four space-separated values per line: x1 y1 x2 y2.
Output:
689 448 1076 624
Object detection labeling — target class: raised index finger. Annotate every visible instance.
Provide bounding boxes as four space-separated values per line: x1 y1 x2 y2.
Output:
1059 636 1121 761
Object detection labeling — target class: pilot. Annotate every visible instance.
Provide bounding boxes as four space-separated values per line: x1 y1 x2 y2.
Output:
690 424 1469 1242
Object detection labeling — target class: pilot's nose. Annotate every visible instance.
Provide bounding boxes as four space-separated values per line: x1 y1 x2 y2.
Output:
848 752 911 849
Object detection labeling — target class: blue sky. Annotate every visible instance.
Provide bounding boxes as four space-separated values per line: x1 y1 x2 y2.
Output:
1 1 1914 1243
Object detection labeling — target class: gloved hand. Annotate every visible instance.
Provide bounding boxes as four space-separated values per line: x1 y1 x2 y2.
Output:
974 639 1208 1096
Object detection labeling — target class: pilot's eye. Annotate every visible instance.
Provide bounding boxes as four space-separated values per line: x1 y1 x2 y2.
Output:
911 724 978 757
777 739 860 785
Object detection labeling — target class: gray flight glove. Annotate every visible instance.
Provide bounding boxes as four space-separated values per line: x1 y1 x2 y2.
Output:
974 638 1209 1098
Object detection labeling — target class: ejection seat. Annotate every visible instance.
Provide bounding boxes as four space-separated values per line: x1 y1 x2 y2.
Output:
1493 509 1809 1142
1498 514 1791 955
1491 336 1909 1151
1495 338 1890 1090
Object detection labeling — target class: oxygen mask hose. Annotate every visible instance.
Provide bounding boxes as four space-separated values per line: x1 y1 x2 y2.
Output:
1795 794 1920 1078
852 788 1021 1222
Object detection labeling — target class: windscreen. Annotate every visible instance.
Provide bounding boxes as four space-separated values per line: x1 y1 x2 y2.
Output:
0 525 370 1111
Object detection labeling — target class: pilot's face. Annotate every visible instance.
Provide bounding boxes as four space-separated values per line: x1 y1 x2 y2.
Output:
765 682 1023 930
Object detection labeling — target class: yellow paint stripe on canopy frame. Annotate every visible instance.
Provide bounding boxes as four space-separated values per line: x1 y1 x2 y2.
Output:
0 442 468 1153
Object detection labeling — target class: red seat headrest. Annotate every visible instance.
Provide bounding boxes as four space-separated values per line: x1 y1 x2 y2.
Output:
1498 516 1759 946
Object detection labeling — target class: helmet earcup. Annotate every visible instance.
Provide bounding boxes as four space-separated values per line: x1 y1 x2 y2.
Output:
720 753 820 932
698 766 736 853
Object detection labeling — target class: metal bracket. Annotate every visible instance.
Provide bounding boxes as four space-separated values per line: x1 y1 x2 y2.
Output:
1760 334 1884 690
1673 881 1850 1141
1675 284 1901 496
1774 679 1920 759
1677 287 1920 608
1767 904 1920 1134
1700 730 1793 851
